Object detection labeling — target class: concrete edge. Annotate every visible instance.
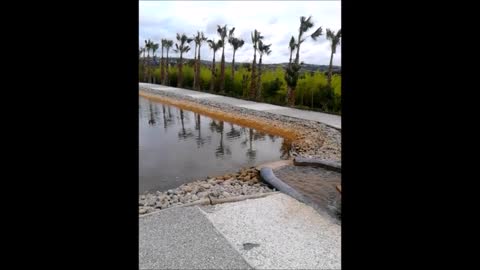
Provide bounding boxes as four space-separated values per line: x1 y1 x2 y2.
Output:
293 157 342 172
139 192 280 218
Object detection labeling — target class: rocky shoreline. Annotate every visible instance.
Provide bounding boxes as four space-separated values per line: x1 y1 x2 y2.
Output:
140 167 274 215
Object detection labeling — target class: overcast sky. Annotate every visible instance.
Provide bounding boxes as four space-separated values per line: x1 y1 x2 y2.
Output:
139 1 341 66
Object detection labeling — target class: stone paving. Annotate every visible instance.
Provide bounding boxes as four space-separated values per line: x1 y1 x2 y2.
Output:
273 165 341 221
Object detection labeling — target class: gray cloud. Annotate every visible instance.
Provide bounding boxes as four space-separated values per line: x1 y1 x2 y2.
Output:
140 1 341 65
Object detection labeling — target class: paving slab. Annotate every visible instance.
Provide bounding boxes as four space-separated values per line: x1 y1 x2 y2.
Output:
139 206 252 269
201 193 341 269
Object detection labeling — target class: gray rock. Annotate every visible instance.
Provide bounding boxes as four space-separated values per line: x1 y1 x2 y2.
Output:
182 185 193 193
139 208 147 215
191 194 199 201
197 191 209 198
222 191 230 197
200 183 211 189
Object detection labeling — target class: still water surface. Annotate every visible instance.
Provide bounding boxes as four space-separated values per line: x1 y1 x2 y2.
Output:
139 96 291 193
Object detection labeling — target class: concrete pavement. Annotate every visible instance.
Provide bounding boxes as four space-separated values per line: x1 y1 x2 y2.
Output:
139 83 341 129
139 206 252 269
139 193 341 269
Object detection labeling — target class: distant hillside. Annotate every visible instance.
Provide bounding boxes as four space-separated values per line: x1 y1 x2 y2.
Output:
141 57 341 74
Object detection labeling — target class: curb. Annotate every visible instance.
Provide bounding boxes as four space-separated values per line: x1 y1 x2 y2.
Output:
293 157 341 172
139 192 280 218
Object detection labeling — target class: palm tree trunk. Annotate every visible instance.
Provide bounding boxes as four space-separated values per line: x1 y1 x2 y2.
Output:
178 53 183 88
231 50 236 81
196 45 201 90
160 47 165 84
256 55 263 101
193 44 198 90
249 48 257 99
143 51 146 82
165 50 169 85
210 54 216 92
220 45 225 93
327 51 334 87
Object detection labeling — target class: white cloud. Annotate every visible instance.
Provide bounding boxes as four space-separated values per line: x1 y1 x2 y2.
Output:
139 1 341 66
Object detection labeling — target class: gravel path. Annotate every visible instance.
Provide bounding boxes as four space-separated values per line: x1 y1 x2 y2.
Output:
139 83 341 129
201 193 341 269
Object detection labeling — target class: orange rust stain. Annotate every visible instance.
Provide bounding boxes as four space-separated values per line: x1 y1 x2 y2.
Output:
139 90 299 141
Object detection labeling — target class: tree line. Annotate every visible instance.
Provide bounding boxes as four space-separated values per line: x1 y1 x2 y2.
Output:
140 15 341 112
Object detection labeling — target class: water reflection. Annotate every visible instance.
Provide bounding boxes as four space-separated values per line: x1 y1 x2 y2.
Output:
178 109 194 140
139 96 292 192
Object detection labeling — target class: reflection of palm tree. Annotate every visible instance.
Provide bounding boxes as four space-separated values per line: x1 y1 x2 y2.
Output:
253 130 266 141
178 109 194 140
280 139 292 160
162 105 168 130
226 123 241 140
148 102 156 125
246 128 257 162
215 121 225 157
194 113 206 147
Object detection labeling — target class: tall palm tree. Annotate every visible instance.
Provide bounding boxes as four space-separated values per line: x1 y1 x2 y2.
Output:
193 31 207 91
192 34 199 89
173 33 192 88
294 16 322 65
256 40 272 100
163 40 173 85
207 39 222 92
139 47 145 82
324 28 341 86
249 29 264 99
160 39 166 84
288 36 296 67
286 16 322 106
151 42 159 83
217 25 228 93
228 29 244 80
144 40 151 82
196 32 207 91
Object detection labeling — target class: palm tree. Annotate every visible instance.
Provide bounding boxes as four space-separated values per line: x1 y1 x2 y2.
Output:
228 29 244 80
151 42 159 83
163 40 173 85
217 25 228 93
173 33 193 88
160 39 166 84
288 36 296 67
207 39 222 92
196 32 207 90
285 36 296 103
294 16 322 65
193 31 207 91
144 40 151 82
324 28 341 86
139 47 145 82
256 40 272 100
286 16 322 106
249 29 264 99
